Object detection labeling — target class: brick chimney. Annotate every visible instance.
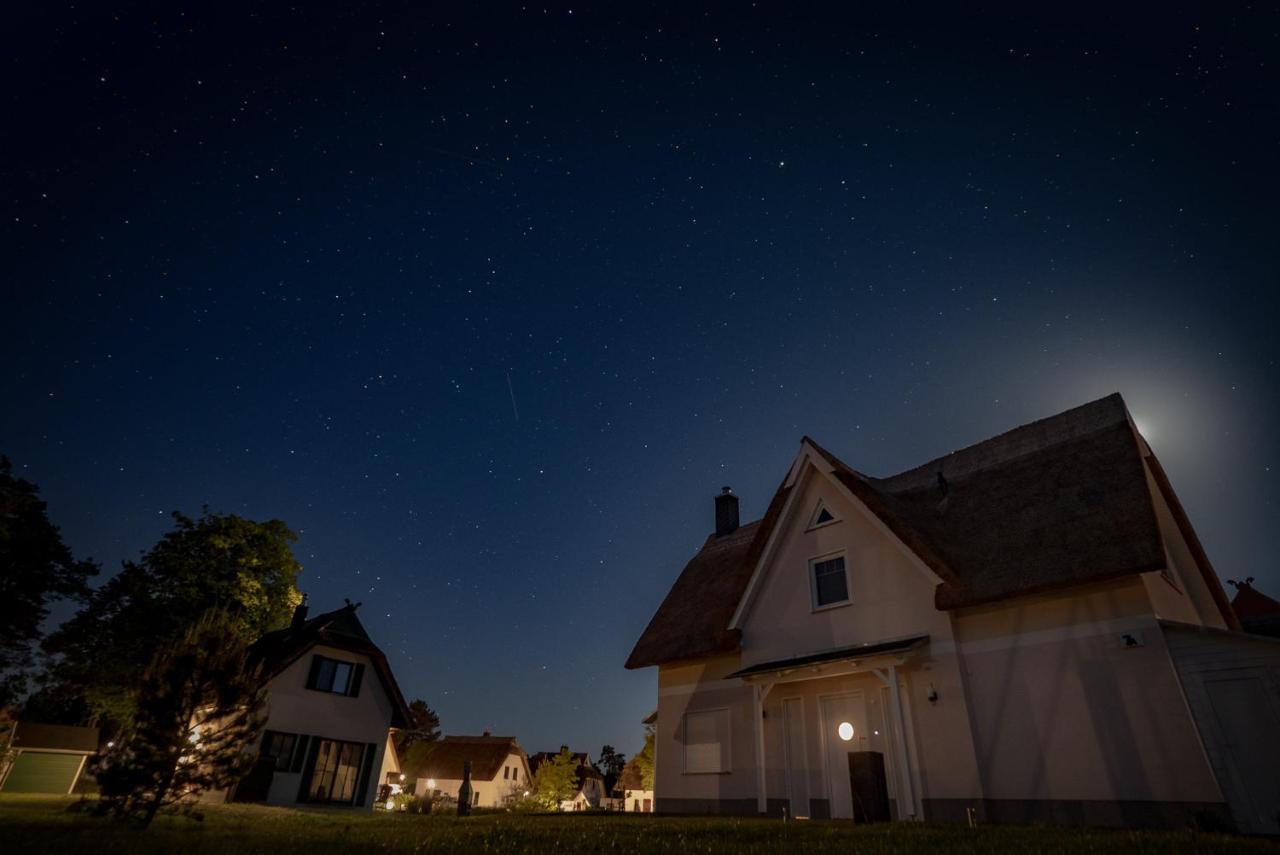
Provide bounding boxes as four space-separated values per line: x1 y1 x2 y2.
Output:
715 486 739 537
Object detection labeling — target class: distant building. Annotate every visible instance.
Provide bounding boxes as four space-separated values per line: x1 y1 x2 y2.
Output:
528 748 607 811
409 734 531 808
0 722 98 794
211 600 411 809
627 394 1280 834
1228 577 1280 638
618 756 653 813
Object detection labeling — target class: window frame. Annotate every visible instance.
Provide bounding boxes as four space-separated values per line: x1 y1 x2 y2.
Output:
260 729 299 771
809 550 852 612
682 707 732 775
805 498 841 531
307 654 361 696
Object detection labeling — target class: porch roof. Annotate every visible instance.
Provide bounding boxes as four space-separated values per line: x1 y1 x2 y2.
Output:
726 634 929 680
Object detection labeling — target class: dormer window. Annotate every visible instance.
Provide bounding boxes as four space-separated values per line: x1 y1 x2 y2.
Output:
807 499 839 530
810 553 851 609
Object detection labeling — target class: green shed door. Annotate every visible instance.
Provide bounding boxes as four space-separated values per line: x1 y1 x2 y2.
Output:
2 751 84 793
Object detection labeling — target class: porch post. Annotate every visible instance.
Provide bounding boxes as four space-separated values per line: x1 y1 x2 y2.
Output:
887 664 918 820
753 682 767 814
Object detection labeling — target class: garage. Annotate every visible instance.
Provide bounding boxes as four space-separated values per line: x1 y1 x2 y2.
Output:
0 722 99 795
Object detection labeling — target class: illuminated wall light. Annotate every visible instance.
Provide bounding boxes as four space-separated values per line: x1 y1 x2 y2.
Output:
837 721 854 741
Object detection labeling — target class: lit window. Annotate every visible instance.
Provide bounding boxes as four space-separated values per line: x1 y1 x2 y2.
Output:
812 555 849 607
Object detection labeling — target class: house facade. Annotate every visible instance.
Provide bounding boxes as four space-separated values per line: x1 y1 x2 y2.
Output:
618 756 653 813
529 749 607 811
215 600 411 809
411 734 530 808
626 394 1280 833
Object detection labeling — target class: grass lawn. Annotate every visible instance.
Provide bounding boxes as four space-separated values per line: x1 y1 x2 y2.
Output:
0 795 1275 854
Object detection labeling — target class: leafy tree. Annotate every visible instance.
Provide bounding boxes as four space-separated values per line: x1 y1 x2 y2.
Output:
96 609 265 827
0 456 98 706
597 744 626 792
634 725 655 792
532 746 580 810
44 509 302 726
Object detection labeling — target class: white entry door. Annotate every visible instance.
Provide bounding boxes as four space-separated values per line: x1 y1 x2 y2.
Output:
820 692 867 819
781 698 809 818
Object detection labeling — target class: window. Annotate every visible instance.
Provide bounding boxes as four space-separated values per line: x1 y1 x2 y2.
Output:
308 739 365 803
503 766 509 780
683 708 731 773
808 499 838 529
811 554 850 608
473 791 480 806
261 730 298 771
512 767 518 781
306 655 363 696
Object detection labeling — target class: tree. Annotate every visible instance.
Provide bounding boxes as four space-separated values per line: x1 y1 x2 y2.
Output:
532 746 580 811
43 509 302 727
634 725 655 792
395 699 441 753
95 609 265 827
0 456 98 706
597 744 626 793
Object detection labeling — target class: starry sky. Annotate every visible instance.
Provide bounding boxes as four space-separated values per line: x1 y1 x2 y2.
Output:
3 4 1278 759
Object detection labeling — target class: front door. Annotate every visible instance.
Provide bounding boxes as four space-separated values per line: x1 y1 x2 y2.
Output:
820 692 866 819
782 697 810 818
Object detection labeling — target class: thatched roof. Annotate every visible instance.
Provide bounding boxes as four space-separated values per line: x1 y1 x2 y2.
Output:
627 393 1235 669
408 735 526 782
247 602 411 728
11 722 99 753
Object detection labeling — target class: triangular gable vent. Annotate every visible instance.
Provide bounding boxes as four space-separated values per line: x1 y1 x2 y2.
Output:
808 499 838 529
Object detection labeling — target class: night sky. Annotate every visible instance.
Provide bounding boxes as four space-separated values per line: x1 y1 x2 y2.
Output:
4 4 1278 758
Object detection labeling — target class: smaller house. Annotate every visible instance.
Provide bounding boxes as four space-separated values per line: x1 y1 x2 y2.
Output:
411 733 530 808
0 722 99 794
618 756 653 813
212 598 411 808
529 748 607 811
1229 577 1280 638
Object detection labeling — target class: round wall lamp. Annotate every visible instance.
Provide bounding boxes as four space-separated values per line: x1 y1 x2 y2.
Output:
837 721 854 741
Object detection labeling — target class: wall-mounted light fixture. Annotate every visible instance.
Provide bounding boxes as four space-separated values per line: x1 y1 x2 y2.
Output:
837 721 854 741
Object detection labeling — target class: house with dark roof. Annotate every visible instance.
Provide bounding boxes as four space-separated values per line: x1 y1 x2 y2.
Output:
0 722 99 794
528 748 607 811
208 599 411 809
627 394 1280 833
1227 578 1280 638
410 733 530 808
617 755 653 813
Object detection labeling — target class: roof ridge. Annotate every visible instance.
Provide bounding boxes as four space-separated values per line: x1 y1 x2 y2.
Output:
874 392 1129 489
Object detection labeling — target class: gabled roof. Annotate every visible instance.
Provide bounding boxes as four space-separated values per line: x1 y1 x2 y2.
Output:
247 602 411 728
11 722 99 753
1230 580 1280 638
628 394 1230 669
408 735 526 782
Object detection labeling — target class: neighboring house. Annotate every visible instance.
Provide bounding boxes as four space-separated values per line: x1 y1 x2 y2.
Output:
410 733 530 807
0 722 98 794
212 599 411 808
529 749 607 811
1228 578 1280 638
618 756 653 813
626 393 1280 834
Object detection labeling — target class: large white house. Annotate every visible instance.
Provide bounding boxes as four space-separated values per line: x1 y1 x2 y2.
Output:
626 394 1280 833
216 600 411 808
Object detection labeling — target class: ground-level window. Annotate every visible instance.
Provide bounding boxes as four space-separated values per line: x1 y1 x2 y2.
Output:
308 739 364 803
683 708 731 773
261 730 298 771
633 798 639 811
473 791 480 806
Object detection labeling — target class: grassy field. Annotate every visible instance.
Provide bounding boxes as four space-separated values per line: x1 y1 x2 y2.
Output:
0 795 1275 854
